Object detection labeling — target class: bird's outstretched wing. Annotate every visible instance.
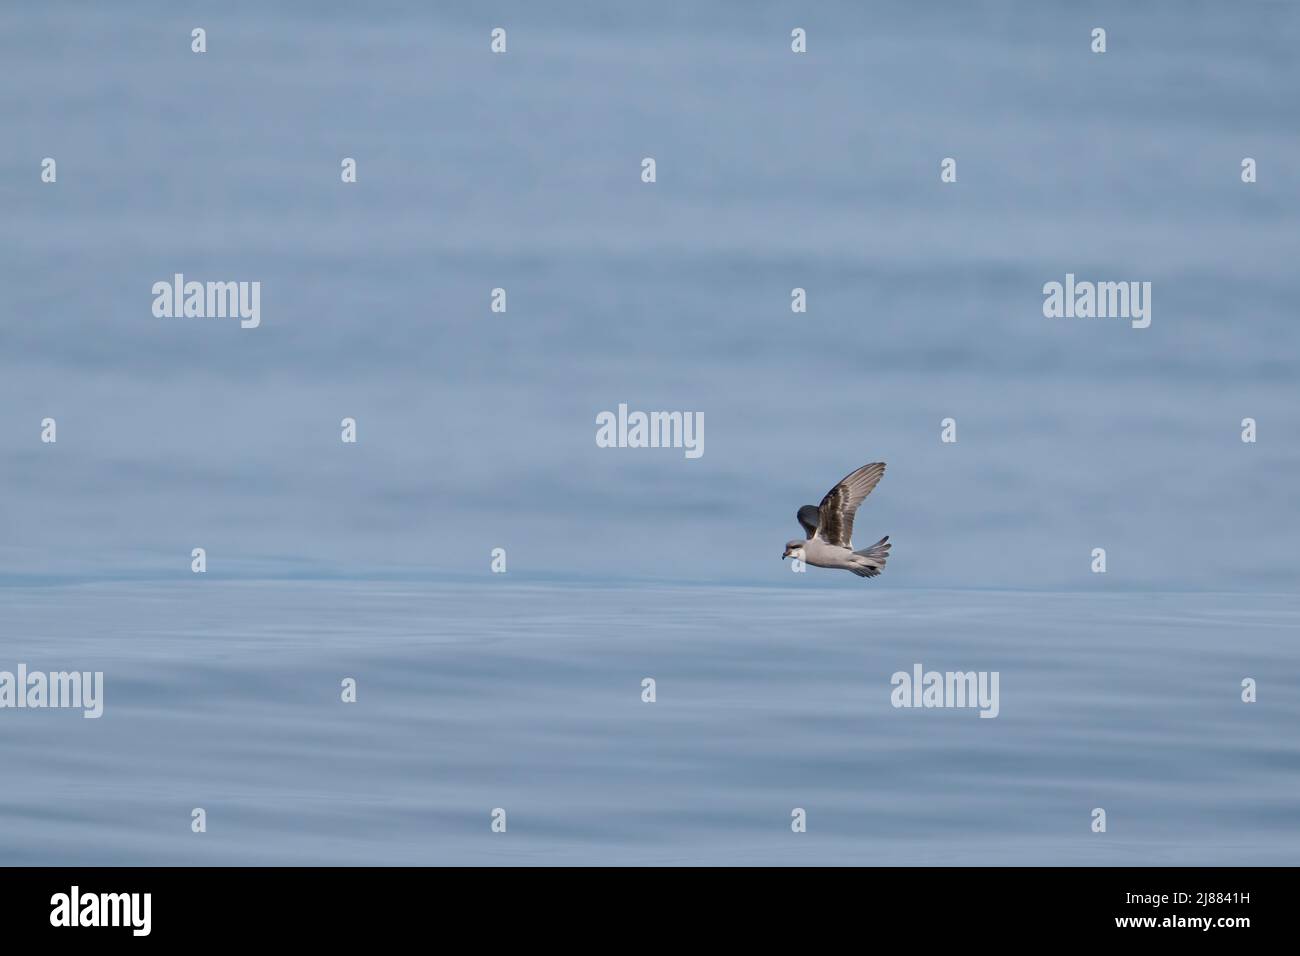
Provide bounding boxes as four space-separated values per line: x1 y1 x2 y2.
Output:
816 462 885 548
796 505 821 539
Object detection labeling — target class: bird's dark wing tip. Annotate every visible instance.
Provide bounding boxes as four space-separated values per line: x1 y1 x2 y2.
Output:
796 504 821 538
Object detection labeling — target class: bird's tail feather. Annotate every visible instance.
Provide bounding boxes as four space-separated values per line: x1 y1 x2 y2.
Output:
851 535 891 577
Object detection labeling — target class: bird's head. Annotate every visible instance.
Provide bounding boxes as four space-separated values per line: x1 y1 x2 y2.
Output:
783 540 806 561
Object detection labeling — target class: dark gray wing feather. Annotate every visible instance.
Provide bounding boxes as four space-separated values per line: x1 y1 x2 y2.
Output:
796 505 821 539
816 462 886 548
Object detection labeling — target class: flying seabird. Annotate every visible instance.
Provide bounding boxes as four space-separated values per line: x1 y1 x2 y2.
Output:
782 462 892 577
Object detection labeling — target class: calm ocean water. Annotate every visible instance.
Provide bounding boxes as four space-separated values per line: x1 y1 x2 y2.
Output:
1 1 1297 590
3 582 1298 865
1 3 1298 864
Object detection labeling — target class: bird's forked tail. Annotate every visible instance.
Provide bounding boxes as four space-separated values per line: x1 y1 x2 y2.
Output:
850 536 891 577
